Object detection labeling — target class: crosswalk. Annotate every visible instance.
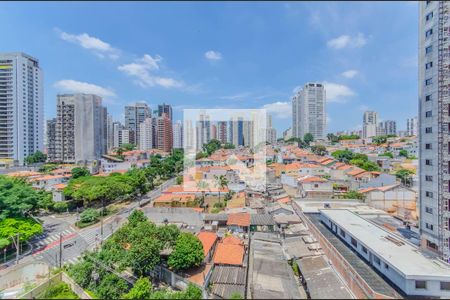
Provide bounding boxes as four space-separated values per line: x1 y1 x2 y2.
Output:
79 229 101 245
65 255 81 265
33 228 76 247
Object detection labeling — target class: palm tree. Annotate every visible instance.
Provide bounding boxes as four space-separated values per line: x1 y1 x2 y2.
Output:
214 175 229 204
196 180 210 207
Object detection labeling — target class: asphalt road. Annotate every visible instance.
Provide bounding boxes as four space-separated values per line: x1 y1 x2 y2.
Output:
0 177 177 272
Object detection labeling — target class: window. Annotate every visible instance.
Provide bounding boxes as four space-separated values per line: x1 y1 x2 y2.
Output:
426 12 434 21
385 263 389 270
425 127 433 133
426 29 433 37
426 45 433 54
416 280 427 290
425 143 432 149
441 282 450 291
426 78 433 86
426 223 434 230
362 246 368 254
340 228 346 238
426 61 433 69
426 175 433 182
426 159 432 166
351 237 357 247
426 191 434 197
425 207 433 214
373 256 381 265
426 0 431 5
426 94 432 101
426 111 433 117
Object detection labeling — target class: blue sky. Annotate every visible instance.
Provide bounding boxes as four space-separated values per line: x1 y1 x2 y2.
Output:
0 1 418 134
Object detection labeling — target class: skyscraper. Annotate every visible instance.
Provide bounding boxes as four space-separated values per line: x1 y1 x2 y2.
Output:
124 103 151 146
0 52 43 166
407 117 418 136
139 117 153 150
46 118 57 161
229 117 244 147
419 0 450 260
196 114 210 149
106 113 114 152
54 94 107 163
383 120 397 136
362 111 378 138
173 120 183 149
291 83 326 140
217 121 228 144
158 103 172 121
155 113 173 152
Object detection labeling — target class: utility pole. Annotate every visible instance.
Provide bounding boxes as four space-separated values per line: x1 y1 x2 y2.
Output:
100 198 104 245
59 233 62 269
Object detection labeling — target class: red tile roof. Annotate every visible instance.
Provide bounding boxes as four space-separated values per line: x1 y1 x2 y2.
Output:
226 213 250 227
197 231 218 256
213 243 244 266
221 235 244 246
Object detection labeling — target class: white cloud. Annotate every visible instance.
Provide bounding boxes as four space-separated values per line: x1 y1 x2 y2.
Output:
323 82 356 103
341 70 359 79
219 92 252 100
261 101 291 119
54 80 116 98
327 33 367 49
55 28 120 59
205 50 223 61
118 54 184 89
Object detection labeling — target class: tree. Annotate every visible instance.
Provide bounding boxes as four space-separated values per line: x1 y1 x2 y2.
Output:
127 236 162 276
95 273 129 299
128 210 148 227
24 151 47 165
203 139 221 156
121 143 136 151
338 134 360 140
372 135 387 145
182 283 203 299
303 133 314 145
71 167 90 179
123 277 153 299
214 175 229 204
331 149 354 162
53 201 68 213
0 218 43 249
399 149 409 158
396 169 414 186
79 208 99 224
156 224 180 249
0 175 50 220
341 191 364 200
168 232 204 271
223 143 235 149
379 152 393 159
310 145 327 156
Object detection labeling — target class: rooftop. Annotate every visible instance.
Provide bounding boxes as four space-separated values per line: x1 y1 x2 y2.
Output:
213 243 245 266
321 209 450 279
197 231 218 256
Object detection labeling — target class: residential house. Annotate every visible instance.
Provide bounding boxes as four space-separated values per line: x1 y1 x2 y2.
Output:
297 175 333 199
197 231 218 263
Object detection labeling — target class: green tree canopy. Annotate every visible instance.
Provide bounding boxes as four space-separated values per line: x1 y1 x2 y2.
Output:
25 151 47 165
123 277 153 299
303 133 314 145
0 175 50 220
311 145 327 156
168 232 204 271
331 149 354 162
0 218 43 249
71 167 90 179
203 139 221 156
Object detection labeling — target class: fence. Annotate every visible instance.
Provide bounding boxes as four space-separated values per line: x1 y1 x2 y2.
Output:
20 272 91 299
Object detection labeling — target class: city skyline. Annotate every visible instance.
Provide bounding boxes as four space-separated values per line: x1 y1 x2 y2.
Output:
0 1 418 134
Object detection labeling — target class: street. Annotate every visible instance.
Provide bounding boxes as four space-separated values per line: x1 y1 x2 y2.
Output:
0 177 177 273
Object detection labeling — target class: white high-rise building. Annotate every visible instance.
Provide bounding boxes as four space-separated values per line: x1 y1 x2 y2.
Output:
124 103 151 146
362 111 379 138
292 83 326 140
419 1 450 260
0 52 43 166
139 118 153 150
407 117 418 136
173 120 183 149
